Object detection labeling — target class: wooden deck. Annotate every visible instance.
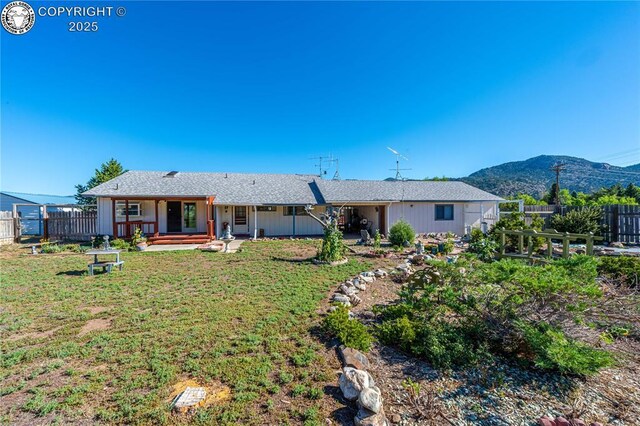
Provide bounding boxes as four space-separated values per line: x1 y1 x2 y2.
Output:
147 233 212 245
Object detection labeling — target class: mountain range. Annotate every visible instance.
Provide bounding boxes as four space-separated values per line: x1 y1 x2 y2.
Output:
459 155 640 198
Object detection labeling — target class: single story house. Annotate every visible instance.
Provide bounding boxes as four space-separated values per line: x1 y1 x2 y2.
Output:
83 171 503 244
0 191 78 235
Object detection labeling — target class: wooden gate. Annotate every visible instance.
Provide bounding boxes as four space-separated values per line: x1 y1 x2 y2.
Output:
603 205 640 243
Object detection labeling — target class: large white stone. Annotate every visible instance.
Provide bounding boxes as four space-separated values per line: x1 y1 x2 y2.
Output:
339 367 370 401
358 386 383 413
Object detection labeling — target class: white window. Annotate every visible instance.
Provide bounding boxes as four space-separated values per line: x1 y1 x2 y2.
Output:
116 202 142 217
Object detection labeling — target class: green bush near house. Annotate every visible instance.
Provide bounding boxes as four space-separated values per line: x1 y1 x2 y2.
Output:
318 226 346 262
550 206 603 235
388 220 415 247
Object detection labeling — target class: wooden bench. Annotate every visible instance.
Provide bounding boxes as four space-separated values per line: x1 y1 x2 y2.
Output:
88 261 124 276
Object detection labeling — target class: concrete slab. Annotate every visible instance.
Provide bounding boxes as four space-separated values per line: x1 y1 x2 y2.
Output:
144 244 199 252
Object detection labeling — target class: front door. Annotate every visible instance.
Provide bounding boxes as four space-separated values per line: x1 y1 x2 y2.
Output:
378 205 386 235
183 202 197 232
167 201 182 233
233 206 249 234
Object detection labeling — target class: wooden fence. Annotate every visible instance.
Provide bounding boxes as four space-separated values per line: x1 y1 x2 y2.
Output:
502 204 640 244
602 205 640 244
47 211 97 241
495 228 602 260
0 211 16 245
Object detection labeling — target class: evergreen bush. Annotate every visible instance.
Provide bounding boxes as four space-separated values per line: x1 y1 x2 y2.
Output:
389 220 415 247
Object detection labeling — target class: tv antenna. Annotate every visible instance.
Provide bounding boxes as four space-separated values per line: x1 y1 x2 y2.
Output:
331 158 341 181
309 155 332 177
387 147 411 180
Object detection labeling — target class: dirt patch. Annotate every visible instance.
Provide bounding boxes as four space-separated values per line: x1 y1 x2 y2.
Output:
77 318 112 337
6 325 64 342
84 306 110 315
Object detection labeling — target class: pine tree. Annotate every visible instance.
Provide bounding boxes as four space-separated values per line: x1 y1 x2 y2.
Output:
75 159 126 207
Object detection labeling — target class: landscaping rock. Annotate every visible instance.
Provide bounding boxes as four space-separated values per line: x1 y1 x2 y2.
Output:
361 271 376 278
354 406 388 426
358 386 383 413
359 275 375 283
354 281 367 291
349 294 362 306
339 284 357 296
333 294 351 304
555 417 570 426
572 419 586 426
373 269 388 277
339 367 371 401
389 413 401 424
333 293 351 308
338 346 370 370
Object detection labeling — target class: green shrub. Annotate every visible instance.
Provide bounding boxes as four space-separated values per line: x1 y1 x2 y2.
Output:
110 239 132 251
468 232 498 262
491 212 545 251
372 229 382 250
597 256 639 286
40 243 63 254
550 206 603 235
518 321 614 375
470 228 484 243
375 256 612 375
323 306 373 352
441 239 454 255
318 226 345 262
389 220 415 247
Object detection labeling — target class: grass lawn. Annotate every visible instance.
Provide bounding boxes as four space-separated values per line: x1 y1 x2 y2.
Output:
0 240 368 425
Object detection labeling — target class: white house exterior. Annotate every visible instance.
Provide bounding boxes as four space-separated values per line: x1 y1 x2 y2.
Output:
84 171 503 244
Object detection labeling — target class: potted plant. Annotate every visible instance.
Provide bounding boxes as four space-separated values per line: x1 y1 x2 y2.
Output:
132 228 147 251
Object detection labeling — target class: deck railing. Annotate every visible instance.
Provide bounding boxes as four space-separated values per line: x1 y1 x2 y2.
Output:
494 228 603 259
115 221 157 238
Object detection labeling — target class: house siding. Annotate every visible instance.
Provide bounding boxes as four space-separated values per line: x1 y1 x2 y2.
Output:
216 205 324 237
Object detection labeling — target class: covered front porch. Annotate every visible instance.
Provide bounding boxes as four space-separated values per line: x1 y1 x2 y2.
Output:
108 196 216 244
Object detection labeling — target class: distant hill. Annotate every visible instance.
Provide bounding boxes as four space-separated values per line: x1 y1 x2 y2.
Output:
460 155 640 198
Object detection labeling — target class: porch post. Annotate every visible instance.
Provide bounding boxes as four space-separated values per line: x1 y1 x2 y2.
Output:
112 199 117 238
125 199 130 238
154 200 159 237
292 206 296 237
253 206 257 240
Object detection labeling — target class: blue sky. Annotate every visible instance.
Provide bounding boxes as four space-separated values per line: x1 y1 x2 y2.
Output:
1 1 639 195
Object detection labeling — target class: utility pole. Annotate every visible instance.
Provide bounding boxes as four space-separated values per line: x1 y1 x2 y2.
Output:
550 162 567 205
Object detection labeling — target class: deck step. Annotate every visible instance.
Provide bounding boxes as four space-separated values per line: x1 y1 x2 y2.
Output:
150 239 210 245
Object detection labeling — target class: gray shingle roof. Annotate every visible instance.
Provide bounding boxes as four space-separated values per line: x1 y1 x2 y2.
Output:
83 171 503 204
315 180 504 202
83 171 321 205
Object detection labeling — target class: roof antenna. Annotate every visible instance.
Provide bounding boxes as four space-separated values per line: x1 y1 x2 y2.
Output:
309 155 332 178
387 147 411 180
332 158 341 181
